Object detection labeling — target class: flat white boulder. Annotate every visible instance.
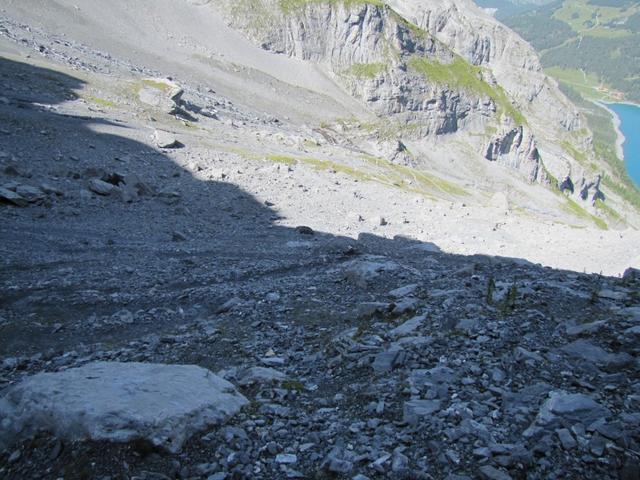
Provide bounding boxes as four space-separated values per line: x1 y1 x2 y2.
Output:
0 362 248 453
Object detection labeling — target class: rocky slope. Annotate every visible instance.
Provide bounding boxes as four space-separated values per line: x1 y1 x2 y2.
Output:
0 1 640 479
217 0 606 206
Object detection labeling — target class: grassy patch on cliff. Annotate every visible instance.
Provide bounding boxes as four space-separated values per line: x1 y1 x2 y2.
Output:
562 197 608 230
279 0 385 14
345 63 388 79
408 56 526 126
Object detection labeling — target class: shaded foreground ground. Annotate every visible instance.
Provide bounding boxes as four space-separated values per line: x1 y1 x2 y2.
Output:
1 57 640 480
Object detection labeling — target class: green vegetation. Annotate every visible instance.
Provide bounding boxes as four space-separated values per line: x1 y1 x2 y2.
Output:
486 275 496 305
141 78 174 92
562 196 608 229
83 95 116 108
558 83 640 210
282 380 305 392
408 56 526 125
278 0 385 14
503 0 640 103
236 149 467 199
594 197 624 224
498 282 519 317
345 62 388 79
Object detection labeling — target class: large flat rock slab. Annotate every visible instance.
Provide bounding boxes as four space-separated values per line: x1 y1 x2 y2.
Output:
0 362 248 452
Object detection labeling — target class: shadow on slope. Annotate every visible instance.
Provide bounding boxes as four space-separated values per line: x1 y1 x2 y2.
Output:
0 56 602 364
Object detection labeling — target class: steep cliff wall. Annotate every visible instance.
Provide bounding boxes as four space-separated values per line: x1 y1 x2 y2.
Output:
217 0 601 194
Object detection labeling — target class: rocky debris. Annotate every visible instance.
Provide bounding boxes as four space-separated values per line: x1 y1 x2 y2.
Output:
88 178 115 196
342 256 399 287
14 184 45 203
479 465 513 480
534 391 610 428
0 362 248 453
389 314 426 338
0 186 28 206
153 130 180 149
561 339 634 370
236 366 287 386
0 6 639 480
138 78 184 114
403 399 441 426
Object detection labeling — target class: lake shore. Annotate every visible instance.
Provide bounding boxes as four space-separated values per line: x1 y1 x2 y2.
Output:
597 101 626 162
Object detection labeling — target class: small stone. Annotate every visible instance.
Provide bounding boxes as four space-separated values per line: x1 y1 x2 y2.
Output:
389 284 419 299
392 451 409 472
328 458 353 474
216 297 242 314
207 473 228 480
392 297 418 315
8 450 21 463
153 130 179 148
403 399 441 426
172 230 187 242
478 465 512 480
237 367 287 386
0 186 27 207
15 185 45 202
40 183 64 196
372 349 406 373
589 435 606 456
89 178 115 196
276 454 297 464
556 428 577 450
536 391 610 427
266 292 280 302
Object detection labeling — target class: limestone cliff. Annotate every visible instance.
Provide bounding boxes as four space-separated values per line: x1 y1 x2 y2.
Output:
217 0 597 195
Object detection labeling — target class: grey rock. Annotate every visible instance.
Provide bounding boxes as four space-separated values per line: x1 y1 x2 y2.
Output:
89 178 115 196
343 256 399 286
138 78 183 114
15 184 45 202
561 339 633 370
478 465 512 480
0 186 28 207
392 450 409 472
556 428 577 450
237 366 287 386
389 314 426 338
536 391 610 427
0 362 248 452
392 297 419 315
565 321 606 336
216 297 242 314
153 130 179 149
372 348 406 373
40 183 64 196
275 453 297 464
389 284 419 299
403 399 441 425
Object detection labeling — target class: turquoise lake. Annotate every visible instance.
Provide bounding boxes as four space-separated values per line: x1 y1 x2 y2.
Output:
608 103 640 188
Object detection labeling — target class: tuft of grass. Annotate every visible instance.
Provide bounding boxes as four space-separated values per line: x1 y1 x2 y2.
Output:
486 276 496 305
282 379 305 392
345 62 388 79
498 282 518 317
83 95 116 108
141 78 173 92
